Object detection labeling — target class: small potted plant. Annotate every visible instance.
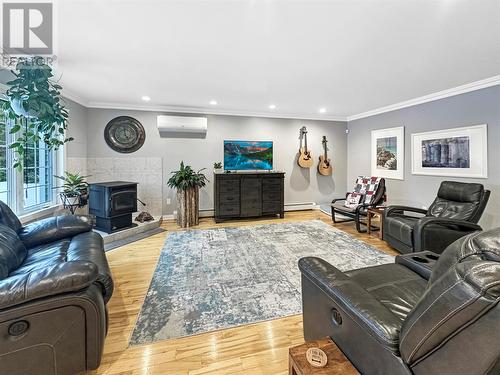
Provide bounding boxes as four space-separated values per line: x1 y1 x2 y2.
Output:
213 162 223 173
167 162 207 228
54 172 90 213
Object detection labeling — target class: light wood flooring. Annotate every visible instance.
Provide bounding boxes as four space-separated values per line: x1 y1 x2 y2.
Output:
90 210 397 375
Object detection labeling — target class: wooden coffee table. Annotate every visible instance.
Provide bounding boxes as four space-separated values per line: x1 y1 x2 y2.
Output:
289 337 359 375
367 206 386 238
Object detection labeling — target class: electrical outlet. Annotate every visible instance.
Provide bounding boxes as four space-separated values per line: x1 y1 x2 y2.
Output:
166 198 171 205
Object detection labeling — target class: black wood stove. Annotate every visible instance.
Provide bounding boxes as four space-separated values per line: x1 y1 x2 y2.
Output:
89 181 138 233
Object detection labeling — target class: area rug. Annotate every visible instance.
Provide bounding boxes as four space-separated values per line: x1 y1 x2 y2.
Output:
129 220 393 345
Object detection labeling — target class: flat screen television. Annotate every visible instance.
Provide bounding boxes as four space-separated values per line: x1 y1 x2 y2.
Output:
224 140 273 171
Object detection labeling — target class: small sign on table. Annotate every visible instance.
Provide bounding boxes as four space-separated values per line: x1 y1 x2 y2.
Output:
289 337 359 375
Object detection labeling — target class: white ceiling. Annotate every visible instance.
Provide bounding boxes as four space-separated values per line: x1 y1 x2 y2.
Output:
57 0 500 120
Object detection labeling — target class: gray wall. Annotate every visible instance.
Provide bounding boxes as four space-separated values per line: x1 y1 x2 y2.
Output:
65 98 88 158
86 109 348 215
347 85 500 229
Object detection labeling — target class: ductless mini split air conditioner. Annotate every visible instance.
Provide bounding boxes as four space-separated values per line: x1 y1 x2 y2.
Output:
157 115 207 138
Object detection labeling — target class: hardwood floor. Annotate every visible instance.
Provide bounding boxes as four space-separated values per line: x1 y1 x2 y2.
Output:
90 210 397 375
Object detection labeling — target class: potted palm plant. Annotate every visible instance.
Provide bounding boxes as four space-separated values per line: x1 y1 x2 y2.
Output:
54 172 90 213
167 162 207 228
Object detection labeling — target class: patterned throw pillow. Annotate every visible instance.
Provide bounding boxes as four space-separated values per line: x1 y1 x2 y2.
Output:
344 192 364 208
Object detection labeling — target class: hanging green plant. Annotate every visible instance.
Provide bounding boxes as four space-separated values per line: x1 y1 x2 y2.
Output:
1 56 73 171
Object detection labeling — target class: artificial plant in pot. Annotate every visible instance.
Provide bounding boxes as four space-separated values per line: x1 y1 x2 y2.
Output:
2 56 73 170
167 162 207 228
213 162 223 173
54 172 90 212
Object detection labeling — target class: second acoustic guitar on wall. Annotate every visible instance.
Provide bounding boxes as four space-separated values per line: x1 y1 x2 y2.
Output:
318 135 333 176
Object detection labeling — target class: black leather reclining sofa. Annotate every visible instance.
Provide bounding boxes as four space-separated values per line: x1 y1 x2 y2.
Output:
299 228 500 375
0 201 113 375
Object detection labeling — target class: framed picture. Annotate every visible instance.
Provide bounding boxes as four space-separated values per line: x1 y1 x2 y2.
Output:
411 124 488 178
371 126 405 180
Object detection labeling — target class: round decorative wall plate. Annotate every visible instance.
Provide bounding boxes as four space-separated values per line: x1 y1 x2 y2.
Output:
104 116 146 153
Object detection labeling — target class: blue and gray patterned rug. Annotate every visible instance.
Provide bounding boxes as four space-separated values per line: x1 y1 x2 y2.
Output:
130 220 393 345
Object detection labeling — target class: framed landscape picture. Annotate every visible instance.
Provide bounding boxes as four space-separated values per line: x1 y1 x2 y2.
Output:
371 126 405 180
411 124 488 178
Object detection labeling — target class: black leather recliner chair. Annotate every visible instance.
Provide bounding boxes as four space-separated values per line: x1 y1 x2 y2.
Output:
0 201 113 375
299 228 500 375
383 181 490 254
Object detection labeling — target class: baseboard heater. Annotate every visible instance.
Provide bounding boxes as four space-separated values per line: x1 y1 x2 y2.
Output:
284 202 319 211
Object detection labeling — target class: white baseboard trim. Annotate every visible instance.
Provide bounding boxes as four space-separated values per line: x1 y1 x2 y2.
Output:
162 202 322 220
199 209 215 218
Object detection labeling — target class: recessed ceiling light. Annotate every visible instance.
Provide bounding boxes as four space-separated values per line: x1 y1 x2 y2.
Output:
210 100 218 105
141 96 151 101
269 104 276 109
319 108 327 113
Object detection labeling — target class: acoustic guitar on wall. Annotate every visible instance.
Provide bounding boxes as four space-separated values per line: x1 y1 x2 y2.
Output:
298 126 313 168
318 136 333 176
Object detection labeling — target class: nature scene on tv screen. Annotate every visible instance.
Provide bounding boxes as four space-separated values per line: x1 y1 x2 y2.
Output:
224 141 273 170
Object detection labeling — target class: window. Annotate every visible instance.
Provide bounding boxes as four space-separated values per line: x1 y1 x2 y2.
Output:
0 102 59 215
0 113 11 205
23 134 54 211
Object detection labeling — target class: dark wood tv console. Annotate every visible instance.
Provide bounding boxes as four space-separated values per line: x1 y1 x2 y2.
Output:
214 171 285 223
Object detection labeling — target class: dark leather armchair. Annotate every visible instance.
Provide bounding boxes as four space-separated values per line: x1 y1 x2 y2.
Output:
383 181 490 254
299 228 500 375
0 201 113 375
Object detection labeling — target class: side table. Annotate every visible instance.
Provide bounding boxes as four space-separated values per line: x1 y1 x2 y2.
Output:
289 337 359 375
367 206 386 238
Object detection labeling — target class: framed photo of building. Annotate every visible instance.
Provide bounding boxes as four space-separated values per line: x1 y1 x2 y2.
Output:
411 124 488 178
371 126 405 180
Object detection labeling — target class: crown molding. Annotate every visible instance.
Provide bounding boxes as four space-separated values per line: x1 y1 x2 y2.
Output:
59 74 499 123
85 101 348 122
61 88 89 107
347 75 500 122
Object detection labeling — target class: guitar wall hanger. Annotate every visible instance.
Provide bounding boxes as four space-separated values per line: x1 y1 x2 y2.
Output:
298 126 313 168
